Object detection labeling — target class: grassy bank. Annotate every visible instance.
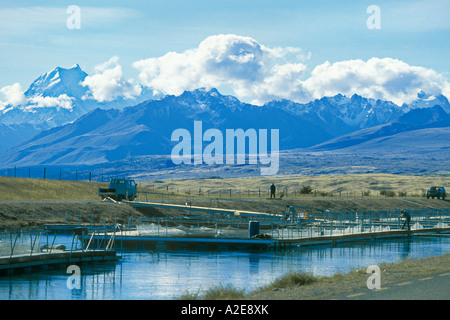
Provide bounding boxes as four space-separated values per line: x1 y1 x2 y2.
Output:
178 252 450 300
0 176 105 200
2 174 449 202
0 177 147 228
0 175 449 227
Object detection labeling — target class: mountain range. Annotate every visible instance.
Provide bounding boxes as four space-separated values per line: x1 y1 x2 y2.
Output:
311 105 450 152
0 65 449 178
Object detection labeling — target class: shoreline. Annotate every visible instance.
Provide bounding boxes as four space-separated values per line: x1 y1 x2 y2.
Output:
248 250 450 300
177 243 450 300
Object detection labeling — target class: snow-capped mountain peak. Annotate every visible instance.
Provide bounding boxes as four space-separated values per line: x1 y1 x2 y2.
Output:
24 64 88 98
0 64 155 128
408 91 450 113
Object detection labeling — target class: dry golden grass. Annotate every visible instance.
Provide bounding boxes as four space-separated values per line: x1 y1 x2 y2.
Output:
0 176 106 200
142 173 449 198
2 173 447 201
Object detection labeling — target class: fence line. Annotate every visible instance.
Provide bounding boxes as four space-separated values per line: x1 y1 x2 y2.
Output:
0 167 438 199
136 188 429 202
0 167 110 183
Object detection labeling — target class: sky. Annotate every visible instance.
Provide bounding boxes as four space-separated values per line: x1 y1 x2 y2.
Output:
1 0 450 106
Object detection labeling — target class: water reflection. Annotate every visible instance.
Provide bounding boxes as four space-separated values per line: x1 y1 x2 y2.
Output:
0 235 449 299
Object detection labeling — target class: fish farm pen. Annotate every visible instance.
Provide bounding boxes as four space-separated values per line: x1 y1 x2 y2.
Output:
2 207 449 263
0 227 118 275
91 207 450 251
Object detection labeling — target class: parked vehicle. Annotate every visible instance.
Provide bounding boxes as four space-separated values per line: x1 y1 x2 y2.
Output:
98 178 137 201
426 186 446 200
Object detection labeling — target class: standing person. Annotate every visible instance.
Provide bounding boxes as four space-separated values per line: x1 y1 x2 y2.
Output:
400 210 411 231
270 183 276 198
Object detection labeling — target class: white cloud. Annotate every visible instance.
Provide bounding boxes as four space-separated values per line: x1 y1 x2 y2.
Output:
133 34 308 104
82 56 142 102
237 63 308 105
0 83 75 112
26 94 74 111
303 58 448 105
133 34 450 105
133 34 450 106
0 83 26 111
2 34 449 108
93 56 120 73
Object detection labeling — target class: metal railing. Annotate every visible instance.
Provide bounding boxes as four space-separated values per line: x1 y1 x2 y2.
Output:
128 208 450 241
0 227 119 258
0 229 44 258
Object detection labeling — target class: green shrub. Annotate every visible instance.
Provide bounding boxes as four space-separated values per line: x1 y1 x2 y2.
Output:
267 271 317 290
300 185 313 194
380 190 396 197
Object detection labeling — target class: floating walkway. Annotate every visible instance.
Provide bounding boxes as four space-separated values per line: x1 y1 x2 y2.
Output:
43 224 115 234
93 225 450 251
0 249 118 274
279 226 450 248
105 231 274 251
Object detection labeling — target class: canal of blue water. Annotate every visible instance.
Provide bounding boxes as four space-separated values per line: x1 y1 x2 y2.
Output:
1 234 449 299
